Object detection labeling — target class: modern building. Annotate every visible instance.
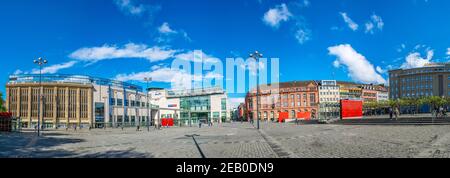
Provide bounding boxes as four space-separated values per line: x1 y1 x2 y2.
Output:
245 81 319 121
318 80 340 119
389 63 450 99
148 87 231 126
5 74 157 129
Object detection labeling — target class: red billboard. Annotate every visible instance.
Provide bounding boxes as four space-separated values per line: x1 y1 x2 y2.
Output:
340 100 363 119
161 118 174 127
296 112 311 120
278 112 289 123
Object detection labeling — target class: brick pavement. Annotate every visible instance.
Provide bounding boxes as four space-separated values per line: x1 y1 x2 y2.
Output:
1 122 450 158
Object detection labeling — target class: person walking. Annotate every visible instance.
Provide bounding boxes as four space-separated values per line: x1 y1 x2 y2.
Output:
389 107 393 120
394 107 399 120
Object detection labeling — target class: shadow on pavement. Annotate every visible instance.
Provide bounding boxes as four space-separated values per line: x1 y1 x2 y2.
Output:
0 132 155 158
80 149 154 158
0 132 84 158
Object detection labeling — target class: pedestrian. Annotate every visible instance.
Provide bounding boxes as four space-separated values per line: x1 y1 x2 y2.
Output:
198 120 202 128
394 107 399 120
389 107 393 120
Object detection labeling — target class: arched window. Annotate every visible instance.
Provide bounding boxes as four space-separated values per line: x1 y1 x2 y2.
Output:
291 110 296 119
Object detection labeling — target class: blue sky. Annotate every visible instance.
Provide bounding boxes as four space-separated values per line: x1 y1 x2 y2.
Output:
1 0 450 105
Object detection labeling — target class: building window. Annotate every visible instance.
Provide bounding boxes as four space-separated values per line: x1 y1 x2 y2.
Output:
117 99 123 106
221 98 227 111
310 93 316 104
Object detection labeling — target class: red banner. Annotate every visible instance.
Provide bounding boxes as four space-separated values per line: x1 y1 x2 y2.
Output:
296 112 311 120
340 100 363 119
161 118 174 127
278 112 289 123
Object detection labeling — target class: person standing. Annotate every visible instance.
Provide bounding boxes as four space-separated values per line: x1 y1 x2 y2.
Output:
394 107 399 120
389 107 393 120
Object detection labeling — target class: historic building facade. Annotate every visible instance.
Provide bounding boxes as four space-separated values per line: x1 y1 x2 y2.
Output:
245 81 319 121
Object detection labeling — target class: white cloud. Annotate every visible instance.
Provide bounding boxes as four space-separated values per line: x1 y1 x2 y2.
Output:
69 43 178 63
115 67 223 90
114 0 147 16
365 22 374 34
158 22 176 34
115 67 192 90
371 14 384 30
365 14 384 34
175 50 220 64
376 66 386 74
400 50 434 69
262 3 292 28
447 48 450 56
155 22 191 43
340 12 359 31
397 44 406 52
332 60 340 68
31 61 77 74
328 44 386 84
294 28 311 44
13 70 24 75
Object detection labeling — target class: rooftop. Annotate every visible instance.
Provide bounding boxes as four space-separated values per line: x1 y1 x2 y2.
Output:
7 74 143 91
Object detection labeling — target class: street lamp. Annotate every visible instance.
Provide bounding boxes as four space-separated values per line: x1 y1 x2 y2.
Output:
250 51 263 130
144 77 152 131
33 57 47 137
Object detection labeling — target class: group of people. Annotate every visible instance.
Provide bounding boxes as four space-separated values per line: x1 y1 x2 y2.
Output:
433 106 448 118
389 107 400 120
198 119 214 128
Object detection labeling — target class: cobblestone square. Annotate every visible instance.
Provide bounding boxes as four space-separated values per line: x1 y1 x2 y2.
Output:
1 122 450 158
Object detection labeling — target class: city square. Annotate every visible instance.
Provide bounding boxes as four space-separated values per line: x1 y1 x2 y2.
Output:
1 122 450 158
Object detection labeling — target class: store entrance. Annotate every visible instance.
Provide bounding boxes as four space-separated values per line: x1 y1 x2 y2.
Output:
191 112 209 124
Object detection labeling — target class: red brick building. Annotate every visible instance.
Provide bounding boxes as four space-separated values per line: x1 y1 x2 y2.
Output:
245 81 319 121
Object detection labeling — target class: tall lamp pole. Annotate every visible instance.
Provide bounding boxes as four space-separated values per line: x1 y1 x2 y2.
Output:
250 51 263 130
33 57 47 136
144 77 152 131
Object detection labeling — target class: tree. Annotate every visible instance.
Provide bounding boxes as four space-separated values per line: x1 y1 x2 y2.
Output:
428 96 447 109
0 92 5 112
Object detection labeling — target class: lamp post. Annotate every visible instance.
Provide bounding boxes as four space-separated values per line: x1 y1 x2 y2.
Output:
33 57 47 136
144 77 152 131
250 51 263 130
